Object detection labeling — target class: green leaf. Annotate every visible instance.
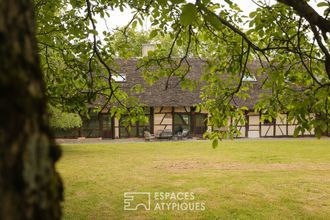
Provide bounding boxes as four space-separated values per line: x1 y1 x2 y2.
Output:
131 20 137 29
171 0 185 3
205 13 222 31
240 106 249 111
249 11 256 18
180 3 197 26
212 138 218 148
195 105 201 113
149 29 158 38
317 2 328 7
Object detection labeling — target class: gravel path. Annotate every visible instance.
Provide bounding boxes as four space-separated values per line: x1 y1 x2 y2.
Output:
55 136 328 144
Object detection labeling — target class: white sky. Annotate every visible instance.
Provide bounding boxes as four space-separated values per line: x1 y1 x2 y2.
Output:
98 0 323 33
101 0 259 31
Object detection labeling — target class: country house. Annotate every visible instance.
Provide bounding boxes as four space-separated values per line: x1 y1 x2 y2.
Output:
55 45 318 139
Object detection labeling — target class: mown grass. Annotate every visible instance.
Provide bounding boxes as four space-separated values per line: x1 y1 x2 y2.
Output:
57 139 330 219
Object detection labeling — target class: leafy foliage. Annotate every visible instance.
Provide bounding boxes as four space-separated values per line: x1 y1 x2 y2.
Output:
48 105 82 129
110 28 149 58
35 0 330 145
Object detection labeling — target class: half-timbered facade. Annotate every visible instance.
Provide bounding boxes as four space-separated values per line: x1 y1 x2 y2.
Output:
54 57 322 139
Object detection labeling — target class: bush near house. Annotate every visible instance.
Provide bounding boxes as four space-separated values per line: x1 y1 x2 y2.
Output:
49 105 82 138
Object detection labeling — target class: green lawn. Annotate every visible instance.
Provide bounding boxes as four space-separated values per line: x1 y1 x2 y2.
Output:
58 139 330 220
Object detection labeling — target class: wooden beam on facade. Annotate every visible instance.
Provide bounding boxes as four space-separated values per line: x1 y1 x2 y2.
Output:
150 107 154 134
191 106 195 137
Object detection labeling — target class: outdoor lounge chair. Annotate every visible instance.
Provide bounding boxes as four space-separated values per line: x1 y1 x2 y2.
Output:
155 129 173 139
177 129 190 140
144 131 155 141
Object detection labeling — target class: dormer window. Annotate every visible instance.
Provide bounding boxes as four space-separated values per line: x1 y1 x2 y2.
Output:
112 73 126 82
242 75 257 82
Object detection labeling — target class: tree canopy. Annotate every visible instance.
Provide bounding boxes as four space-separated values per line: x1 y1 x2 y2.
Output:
35 0 330 144
1 0 329 218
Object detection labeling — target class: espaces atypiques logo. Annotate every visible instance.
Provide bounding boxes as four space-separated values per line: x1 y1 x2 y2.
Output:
124 192 206 211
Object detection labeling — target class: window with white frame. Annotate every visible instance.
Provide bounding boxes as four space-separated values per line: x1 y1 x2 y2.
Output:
242 74 257 82
112 73 126 82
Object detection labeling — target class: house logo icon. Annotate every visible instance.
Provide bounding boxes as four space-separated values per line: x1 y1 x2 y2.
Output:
123 192 151 211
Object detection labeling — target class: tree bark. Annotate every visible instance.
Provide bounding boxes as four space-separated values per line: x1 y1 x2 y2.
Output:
0 0 62 219
277 0 330 33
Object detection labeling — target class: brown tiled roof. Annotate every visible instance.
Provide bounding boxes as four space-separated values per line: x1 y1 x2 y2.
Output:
114 58 264 109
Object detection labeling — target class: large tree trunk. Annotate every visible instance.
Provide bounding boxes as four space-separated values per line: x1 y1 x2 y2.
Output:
0 0 62 219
